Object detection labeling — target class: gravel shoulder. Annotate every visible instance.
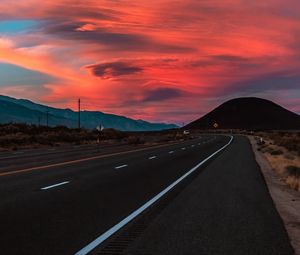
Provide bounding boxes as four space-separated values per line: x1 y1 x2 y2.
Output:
249 136 300 255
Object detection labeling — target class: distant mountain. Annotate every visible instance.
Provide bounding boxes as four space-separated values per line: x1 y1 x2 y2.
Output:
0 95 178 131
185 97 300 130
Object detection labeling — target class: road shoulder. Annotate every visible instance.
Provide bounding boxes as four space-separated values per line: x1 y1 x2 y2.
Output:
249 136 300 255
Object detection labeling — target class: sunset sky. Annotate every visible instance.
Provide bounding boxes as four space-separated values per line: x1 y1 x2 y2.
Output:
0 0 300 124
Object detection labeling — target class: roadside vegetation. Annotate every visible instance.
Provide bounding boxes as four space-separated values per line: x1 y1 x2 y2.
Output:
255 131 300 192
0 123 186 151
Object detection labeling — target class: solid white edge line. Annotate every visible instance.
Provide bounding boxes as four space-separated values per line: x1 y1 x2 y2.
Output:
41 181 70 190
114 165 128 169
75 135 233 255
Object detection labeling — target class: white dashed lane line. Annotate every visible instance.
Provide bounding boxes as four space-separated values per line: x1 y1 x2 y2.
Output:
115 164 128 170
181 147 186 150
148 156 157 160
13 151 24 155
41 181 70 190
168 151 174 154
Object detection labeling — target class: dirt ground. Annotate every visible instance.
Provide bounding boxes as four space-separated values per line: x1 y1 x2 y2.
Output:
249 136 300 255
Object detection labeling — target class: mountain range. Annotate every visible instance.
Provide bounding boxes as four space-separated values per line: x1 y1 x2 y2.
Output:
185 97 300 130
0 95 177 131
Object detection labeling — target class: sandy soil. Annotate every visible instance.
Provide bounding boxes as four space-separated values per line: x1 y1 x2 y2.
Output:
249 136 300 255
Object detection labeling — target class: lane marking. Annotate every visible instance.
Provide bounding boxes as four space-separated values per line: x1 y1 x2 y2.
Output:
41 181 69 190
198 143 201 145
168 151 174 154
191 145 195 147
13 151 24 155
181 147 186 150
115 165 128 170
0 142 183 178
148 156 157 160
75 135 233 255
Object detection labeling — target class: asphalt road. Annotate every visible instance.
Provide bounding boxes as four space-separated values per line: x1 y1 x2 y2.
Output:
0 135 293 254
123 136 294 255
0 142 164 174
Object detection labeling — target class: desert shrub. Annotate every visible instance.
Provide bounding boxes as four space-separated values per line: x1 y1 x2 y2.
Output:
263 132 300 155
285 166 300 178
284 154 295 160
257 140 265 145
270 149 283 155
0 133 31 147
127 136 145 145
157 134 175 143
0 123 105 148
100 129 127 140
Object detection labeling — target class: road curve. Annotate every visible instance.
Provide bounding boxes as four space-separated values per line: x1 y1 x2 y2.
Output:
0 135 293 255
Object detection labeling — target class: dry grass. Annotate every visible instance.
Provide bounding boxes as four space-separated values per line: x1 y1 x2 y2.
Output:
255 133 300 192
0 123 185 150
0 123 127 150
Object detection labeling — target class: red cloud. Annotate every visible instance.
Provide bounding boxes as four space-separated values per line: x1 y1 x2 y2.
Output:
0 0 300 123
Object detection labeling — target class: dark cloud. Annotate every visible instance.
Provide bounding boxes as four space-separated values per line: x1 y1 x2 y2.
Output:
44 21 146 49
210 54 249 62
182 55 252 68
42 21 195 52
232 71 300 92
45 6 120 21
142 87 187 102
86 61 143 78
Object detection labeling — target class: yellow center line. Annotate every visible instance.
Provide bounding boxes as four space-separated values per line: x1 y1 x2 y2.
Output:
0 142 180 177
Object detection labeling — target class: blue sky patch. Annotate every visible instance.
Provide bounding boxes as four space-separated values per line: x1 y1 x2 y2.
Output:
0 63 54 86
0 20 37 33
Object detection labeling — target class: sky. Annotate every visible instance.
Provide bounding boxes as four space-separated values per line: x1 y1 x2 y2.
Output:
0 0 300 124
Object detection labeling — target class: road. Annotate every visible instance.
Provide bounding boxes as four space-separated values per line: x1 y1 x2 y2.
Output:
0 135 293 254
0 142 164 174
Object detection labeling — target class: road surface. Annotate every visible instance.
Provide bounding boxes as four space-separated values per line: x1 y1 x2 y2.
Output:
0 135 293 254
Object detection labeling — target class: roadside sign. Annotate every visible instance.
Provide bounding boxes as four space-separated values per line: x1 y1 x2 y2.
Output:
213 122 219 129
183 130 190 135
97 125 104 131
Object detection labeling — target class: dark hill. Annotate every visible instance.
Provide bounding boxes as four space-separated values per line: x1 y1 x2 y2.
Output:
185 97 300 130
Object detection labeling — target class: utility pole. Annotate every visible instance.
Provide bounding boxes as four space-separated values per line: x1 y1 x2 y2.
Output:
78 98 81 129
46 110 49 127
